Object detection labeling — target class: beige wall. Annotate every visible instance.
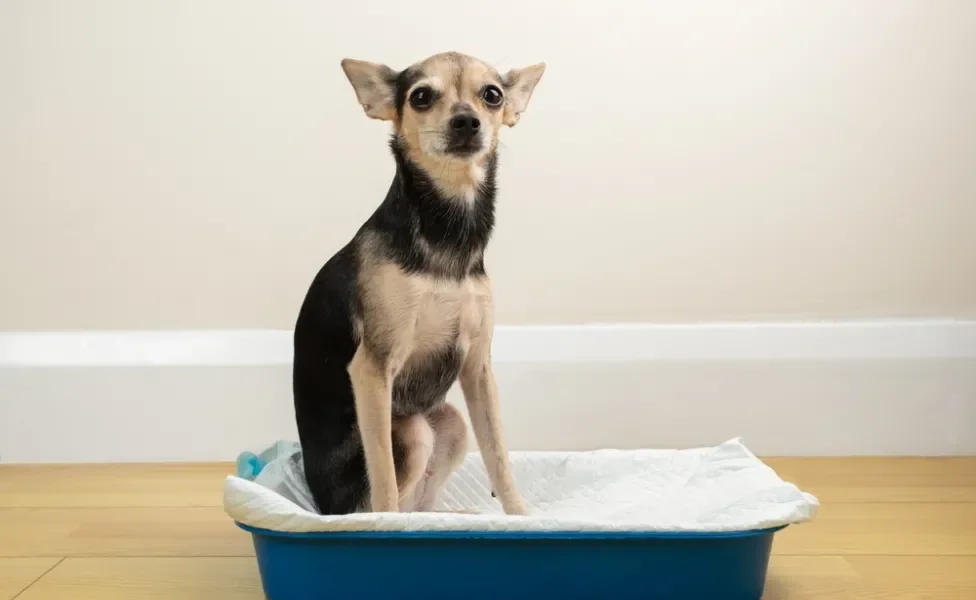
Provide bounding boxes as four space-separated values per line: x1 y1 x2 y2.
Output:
2 1 974 330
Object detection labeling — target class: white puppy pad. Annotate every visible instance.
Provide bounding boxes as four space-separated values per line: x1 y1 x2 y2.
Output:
224 438 818 533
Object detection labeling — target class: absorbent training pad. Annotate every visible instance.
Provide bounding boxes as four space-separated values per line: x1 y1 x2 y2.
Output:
223 438 819 533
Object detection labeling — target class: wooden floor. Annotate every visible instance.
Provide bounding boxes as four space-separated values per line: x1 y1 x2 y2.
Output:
0 458 974 599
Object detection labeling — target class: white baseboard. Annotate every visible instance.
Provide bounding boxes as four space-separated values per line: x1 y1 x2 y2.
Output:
2 320 975 462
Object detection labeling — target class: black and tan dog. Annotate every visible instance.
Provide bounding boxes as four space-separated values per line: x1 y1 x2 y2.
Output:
293 52 545 515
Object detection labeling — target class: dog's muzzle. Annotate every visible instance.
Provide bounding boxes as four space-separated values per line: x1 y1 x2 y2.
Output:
444 113 483 156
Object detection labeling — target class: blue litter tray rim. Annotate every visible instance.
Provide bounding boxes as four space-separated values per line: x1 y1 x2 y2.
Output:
236 522 787 541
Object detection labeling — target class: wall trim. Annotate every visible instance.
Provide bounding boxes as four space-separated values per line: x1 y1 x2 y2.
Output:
2 319 976 367
2 319 975 461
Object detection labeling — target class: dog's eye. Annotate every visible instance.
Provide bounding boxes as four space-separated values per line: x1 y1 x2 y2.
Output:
481 85 503 107
409 87 434 110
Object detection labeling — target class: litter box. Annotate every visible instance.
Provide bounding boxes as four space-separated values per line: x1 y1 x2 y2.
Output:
236 522 785 600
226 439 817 600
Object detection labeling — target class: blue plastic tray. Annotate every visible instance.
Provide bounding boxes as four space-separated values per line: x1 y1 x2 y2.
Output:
238 522 784 600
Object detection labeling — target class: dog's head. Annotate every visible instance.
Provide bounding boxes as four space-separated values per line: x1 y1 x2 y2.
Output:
341 52 545 200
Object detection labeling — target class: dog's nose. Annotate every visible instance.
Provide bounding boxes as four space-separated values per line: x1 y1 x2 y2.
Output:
449 113 481 133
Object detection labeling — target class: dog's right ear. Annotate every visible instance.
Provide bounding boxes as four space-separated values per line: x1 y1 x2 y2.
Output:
341 59 398 121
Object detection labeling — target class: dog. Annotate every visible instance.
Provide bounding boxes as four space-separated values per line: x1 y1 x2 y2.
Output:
293 52 545 515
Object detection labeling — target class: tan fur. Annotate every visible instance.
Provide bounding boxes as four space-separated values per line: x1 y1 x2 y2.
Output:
352 258 513 513
340 59 398 121
399 55 504 202
341 52 545 202
392 415 435 505
339 52 544 515
347 346 399 511
401 403 469 512
457 281 528 515
359 261 493 364
351 259 496 513
501 63 546 127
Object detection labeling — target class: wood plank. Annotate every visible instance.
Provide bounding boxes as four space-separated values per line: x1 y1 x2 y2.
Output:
762 556 976 599
763 556 859 599
763 457 976 479
846 556 976 586
0 464 231 508
781 484 976 504
767 555 858 577
764 457 976 503
16 558 263 600
0 508 253 558
774 502 976 556
764 584 976 599
0 559 61 600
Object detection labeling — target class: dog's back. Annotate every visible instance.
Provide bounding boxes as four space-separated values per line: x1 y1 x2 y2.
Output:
293 242 362 514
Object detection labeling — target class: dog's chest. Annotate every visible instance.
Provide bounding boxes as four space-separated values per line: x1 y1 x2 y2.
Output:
371 270 491 414
409 278 486 354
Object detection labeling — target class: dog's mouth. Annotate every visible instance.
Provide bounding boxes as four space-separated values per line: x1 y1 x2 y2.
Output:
442 133 484 157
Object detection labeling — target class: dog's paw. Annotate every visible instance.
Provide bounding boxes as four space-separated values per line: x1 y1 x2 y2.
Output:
503 498 530 516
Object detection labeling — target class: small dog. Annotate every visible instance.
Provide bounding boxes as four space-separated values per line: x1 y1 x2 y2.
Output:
293 52 545 515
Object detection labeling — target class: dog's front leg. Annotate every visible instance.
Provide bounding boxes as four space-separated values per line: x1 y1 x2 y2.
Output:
348 346 399 512
460 360 527 516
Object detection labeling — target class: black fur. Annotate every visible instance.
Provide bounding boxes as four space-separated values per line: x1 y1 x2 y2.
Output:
293 135 497 514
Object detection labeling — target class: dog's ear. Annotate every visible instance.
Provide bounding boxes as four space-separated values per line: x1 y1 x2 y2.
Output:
341 59 398 121
501 63 546 127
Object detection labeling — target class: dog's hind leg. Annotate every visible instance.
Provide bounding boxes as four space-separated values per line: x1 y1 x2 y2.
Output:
392 414 435 508
406 402 469 512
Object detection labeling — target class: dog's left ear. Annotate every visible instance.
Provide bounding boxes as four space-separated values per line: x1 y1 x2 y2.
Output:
501 63 546 127
341 58 398 121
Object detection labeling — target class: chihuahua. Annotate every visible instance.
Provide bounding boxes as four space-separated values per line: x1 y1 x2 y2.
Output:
293 52 545 515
